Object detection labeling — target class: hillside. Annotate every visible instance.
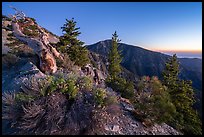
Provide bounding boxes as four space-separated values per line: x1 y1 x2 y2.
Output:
86 39 202 117
86 40 202 88
86 39 202 91
2 14 183 135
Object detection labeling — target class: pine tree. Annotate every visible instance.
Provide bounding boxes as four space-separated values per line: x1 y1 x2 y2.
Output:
106 31 134 99
58 18 84 52
108 31 122 80
67 45 90 67
162 54 202 135
162 54 179 96
176 80 202 135
57 18 89 67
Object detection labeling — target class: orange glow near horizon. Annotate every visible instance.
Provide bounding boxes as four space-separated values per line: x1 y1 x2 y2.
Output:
150 48 202 53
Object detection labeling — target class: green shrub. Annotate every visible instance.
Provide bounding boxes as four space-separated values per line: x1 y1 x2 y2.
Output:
28 25 38 30
104 94 118 106
46 74 79 100
38 76 54 96
66 73 79 83
132 76 176 125
121 81 135 99
57 45 67 53
106 77 125 93
66 79 78 99
77 76 93 91
106 77 134 99
15 92 35 102
90 59 98 69
22 25 39 37
93 88 107 107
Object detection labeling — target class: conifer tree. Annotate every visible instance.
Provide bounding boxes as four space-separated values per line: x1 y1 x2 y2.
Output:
176 80 202 135
162 54 179 96
57 18 89 67
108 31 122 80
162 54 202 135
106 31 134 99
58 18 84 52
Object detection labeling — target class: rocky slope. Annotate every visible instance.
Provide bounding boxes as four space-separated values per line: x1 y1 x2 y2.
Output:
2 14 181 135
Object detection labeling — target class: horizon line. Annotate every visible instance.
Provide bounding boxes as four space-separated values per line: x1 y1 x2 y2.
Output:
151 49 202 53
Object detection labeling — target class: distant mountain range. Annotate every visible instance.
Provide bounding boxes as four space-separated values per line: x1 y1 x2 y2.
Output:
86 39 202 116
86 39 202 90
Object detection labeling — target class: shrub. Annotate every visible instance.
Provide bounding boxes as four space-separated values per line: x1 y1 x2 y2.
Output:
15 92 35 102
121 81 135 99
64 79 78 99
93 88 107 107
47 76 66 94
90 59 98 69
45 74 79 100
20 74 78 99
106 77 125 93
132 76 176 125
2 91 21 121
106 77 134 99
2 72 89 135
38 76 54 96
22 25 39 37
28 25 38 30
77 76 93 91
104 94 118 106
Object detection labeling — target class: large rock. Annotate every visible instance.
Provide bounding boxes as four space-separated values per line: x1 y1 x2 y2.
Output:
11 17 60 74
2 61 45 93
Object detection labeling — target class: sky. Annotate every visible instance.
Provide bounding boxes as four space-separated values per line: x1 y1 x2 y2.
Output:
2 2 202 58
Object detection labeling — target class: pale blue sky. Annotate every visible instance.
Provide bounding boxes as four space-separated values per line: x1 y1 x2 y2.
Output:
2 2 202 53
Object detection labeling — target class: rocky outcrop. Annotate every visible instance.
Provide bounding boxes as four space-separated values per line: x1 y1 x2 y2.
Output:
11 20 57 74
90 95 182 135
81 64 106 88
2 61 45 93
8 10 61 74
